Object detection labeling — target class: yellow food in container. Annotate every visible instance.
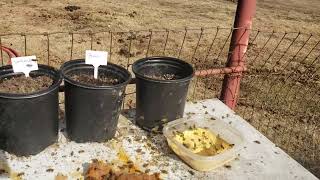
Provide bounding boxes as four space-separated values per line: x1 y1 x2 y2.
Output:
163 117 244 171
173 127 234 156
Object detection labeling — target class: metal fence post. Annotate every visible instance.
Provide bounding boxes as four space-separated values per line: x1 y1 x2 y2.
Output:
220 0 256 109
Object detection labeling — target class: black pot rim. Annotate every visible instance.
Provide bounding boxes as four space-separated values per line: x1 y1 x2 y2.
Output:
0 64 62 99
132 56 194 83
61 59 132 90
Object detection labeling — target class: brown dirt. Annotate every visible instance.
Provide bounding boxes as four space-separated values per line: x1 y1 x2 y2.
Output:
64 5 81 12
85 160 161 180
69 73 119 86
0 75 53 94
0 0 319 34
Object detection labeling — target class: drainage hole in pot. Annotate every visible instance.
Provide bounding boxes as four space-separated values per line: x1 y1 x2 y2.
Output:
0 74 53 94
68 72 120 86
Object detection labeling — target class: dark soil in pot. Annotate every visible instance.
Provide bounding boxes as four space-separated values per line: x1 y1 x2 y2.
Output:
144 73 181 80
0 75 53 94
69 72 119 86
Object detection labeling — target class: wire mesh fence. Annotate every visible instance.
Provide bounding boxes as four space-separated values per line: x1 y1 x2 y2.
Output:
0 27 319 177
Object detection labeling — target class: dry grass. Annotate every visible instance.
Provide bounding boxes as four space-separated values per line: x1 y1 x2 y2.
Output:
1 0 320 34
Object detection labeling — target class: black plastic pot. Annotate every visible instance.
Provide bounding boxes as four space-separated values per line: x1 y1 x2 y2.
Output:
132 56 194 131
0 65 62 156
61 59 131 143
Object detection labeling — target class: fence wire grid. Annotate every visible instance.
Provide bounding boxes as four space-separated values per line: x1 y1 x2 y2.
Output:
0 27 319 177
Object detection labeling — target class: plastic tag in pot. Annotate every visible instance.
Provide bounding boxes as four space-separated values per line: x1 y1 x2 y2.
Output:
85 50 108 79
11 56 38 77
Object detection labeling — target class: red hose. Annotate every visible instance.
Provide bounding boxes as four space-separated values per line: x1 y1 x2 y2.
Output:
0 45 20 64
5 47 19 57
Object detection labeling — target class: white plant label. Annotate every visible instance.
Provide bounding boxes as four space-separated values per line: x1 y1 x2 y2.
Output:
85 50 108 79
11 56 38 77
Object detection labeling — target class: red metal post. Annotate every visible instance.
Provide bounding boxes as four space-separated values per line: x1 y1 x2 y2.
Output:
220 0 256 109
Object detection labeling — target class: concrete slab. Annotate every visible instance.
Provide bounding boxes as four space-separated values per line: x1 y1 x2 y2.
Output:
0 99 317 180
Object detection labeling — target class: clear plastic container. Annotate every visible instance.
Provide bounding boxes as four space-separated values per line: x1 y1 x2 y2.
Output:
163 116 245 171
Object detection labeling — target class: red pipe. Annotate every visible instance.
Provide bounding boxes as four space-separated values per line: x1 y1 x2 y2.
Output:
195 65 247 77
5 47 19 57
220 0 256 109
0 46 20 64
1 47 15 58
